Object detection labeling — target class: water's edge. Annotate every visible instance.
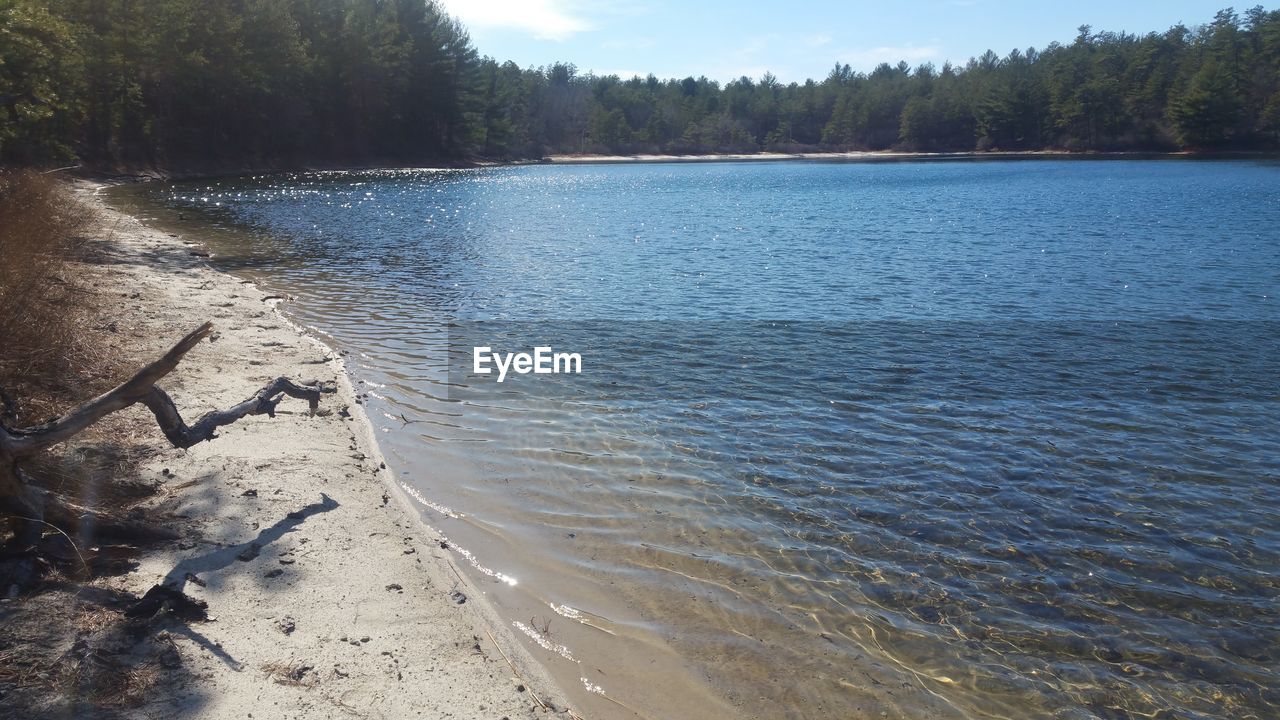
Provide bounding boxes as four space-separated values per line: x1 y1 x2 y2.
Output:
102 179 912 720
93 182 583 718
103 159 1280 720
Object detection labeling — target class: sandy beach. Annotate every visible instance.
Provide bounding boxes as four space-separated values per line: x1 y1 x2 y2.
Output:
540 149 1164 164
65 181 567 719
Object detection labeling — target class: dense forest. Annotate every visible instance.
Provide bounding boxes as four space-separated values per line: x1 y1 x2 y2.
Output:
1 1 1278 169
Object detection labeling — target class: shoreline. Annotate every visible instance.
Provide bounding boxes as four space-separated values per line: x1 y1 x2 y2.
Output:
101 181 759 720
78 181 569 719
80 159 1279 720
541 149 1204 164
68 147 1276 182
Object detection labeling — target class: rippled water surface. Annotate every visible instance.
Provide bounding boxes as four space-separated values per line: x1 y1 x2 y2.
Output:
119 159 1279 720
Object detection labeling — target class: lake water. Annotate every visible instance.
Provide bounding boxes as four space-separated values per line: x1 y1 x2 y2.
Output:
118 158 1279 720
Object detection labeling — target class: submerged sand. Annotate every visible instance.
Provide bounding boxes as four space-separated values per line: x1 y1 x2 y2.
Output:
77 181 567 719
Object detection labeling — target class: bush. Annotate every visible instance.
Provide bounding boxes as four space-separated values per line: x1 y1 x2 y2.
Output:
0 170 98 422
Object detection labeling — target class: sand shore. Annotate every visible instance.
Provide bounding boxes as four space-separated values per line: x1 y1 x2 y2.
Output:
545 150 922 163
541 149 1190 164
76 181 568 719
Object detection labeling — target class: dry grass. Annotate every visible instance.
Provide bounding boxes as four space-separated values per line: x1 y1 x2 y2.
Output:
0 169 146 539
261 660 320 687
0 591 173 713
0 169 106 424
0 170 156 534
86 659 164 707
0 174 182 717
0 170 177 548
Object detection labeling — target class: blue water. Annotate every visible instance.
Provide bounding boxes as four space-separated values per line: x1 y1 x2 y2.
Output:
124 159 1280 720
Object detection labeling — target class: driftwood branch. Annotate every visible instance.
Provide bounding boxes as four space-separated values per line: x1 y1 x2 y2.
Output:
1 322 212 459
1 321 334 544
0 321 333 461
141 378 327 449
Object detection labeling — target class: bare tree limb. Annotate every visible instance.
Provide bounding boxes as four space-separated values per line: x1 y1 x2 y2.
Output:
0 321 333 462
141 377 329 449
1 321 333 546
1 322 215 460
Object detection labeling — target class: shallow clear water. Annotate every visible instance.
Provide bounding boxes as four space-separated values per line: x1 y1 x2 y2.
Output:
122 159 1279 720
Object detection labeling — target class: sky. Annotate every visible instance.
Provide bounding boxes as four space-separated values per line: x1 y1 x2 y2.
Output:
436 0 1246 83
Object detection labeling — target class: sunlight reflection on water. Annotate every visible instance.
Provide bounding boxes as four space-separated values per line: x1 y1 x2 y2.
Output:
119 158 1280 719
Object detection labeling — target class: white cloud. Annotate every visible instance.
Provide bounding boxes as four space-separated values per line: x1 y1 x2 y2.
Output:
839 45 940 69
588 68 648 79
437 0 591 41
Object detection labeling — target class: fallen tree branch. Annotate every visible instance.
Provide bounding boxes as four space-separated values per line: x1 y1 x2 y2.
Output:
1 322 214 460
0 321 333 547
0 321 333 460
141 377 327 449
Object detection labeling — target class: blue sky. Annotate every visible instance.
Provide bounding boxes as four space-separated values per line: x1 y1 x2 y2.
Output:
436 0 1246 83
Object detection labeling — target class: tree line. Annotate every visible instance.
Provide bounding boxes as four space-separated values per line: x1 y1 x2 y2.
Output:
1 1 1277 170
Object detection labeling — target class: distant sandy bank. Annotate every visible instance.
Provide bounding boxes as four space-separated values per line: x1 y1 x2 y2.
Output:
540 149 1194 164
